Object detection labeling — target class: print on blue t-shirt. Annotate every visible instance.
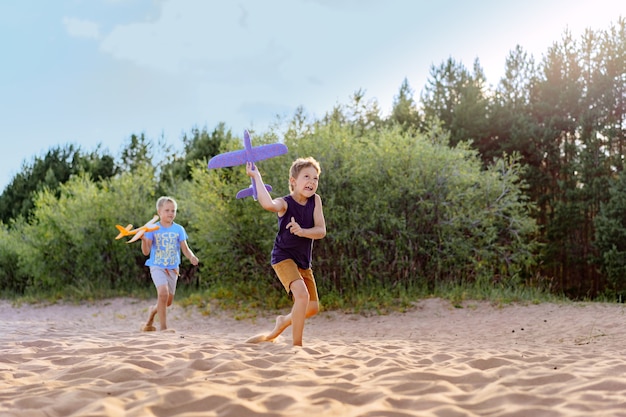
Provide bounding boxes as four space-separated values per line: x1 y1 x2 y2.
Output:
144 223 188 269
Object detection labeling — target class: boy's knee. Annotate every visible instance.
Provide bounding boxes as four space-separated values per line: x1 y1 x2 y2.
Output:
307 301 319 317
290 281 309 302
311 303 319 315
293 289 309 304
157 290 169 302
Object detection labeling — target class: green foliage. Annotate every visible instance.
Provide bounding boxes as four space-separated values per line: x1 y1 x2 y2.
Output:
181 131 289 292
0 144 118 223
0 222 31 295
159 123 234 187
8 167 158 297
174 116 539 307
119 133 153 173
389 78 421 131
0 112 541 309
594 170 626 295
5 17 626 306
417 18 626 298
421 57 490 147
303 122 537 295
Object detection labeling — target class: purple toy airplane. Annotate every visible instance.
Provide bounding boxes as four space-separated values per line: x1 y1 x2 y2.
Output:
207 130 288 200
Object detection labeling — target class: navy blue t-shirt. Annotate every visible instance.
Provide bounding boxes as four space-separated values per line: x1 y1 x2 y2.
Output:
271 194 317 269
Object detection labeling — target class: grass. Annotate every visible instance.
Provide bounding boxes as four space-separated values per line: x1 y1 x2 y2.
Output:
174 279 570 318
0 278 589 315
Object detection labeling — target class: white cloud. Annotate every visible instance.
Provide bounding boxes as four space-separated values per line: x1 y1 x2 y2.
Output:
62 17 100 40
90 0 429 134
94 0 394 107
99 1 269 74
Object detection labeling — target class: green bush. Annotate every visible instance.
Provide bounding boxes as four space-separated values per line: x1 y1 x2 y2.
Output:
182 122 539 305
284 122 537 293
0 122 540 309
0 222 31 295
10 168 158 297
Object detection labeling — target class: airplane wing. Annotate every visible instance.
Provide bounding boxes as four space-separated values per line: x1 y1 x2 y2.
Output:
126 230 145 244
207 130 288 200
125 224 160 244
117 215 159 243
207 149 248 169
145 215 159 226
248 143 288 162
208 143 288 169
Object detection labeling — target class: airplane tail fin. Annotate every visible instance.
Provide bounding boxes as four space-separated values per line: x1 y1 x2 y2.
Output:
115 224 133 239
236 184 272 200
236 187 254 199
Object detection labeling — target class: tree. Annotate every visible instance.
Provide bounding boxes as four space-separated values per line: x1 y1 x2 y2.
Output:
482 45 539 164
389 78 421 131
421 57 490 147
8 167 158 296
178 115 539 306
594 169 626 297
0 144 118 223
159 123 234 187
119 133 153 173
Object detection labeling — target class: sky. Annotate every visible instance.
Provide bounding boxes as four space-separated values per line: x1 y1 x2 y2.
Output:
1 0 625 192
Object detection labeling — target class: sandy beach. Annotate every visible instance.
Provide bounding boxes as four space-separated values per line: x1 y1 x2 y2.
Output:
1 297 625 417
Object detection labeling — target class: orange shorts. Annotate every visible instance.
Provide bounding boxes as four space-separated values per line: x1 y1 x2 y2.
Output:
272 259 319 301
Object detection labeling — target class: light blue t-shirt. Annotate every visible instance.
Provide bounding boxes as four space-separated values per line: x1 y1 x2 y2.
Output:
144 222 188 269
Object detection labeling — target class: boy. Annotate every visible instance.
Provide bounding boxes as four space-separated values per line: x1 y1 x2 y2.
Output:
141 196 199 332
245 157 326 346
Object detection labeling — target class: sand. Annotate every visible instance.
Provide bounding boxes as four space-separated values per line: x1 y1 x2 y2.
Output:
1 297 625 417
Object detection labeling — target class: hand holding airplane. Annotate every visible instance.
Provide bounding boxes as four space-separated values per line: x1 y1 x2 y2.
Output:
115 215 160 243
207 129 288 200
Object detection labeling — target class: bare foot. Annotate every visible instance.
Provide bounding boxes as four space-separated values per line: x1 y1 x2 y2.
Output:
246 315 291 343
265 315 291 341
160 328 176 333
245 334 268 343
143 305 158 331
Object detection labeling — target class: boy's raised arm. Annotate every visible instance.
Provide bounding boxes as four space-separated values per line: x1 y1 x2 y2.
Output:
246 162 286 214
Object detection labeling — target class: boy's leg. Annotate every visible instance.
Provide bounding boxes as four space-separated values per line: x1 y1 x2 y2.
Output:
142 284 169 331
289 279 309 346
155 284 169 330
143 267 175 332
143 304 158 331
263 298 318 342
265 260 305 342
247 261 317 344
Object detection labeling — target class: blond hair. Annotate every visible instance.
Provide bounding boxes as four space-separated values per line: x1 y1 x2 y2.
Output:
156 196 177 212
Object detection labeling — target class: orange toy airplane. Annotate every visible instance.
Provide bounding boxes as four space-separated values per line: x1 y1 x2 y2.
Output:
115 215 160 243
